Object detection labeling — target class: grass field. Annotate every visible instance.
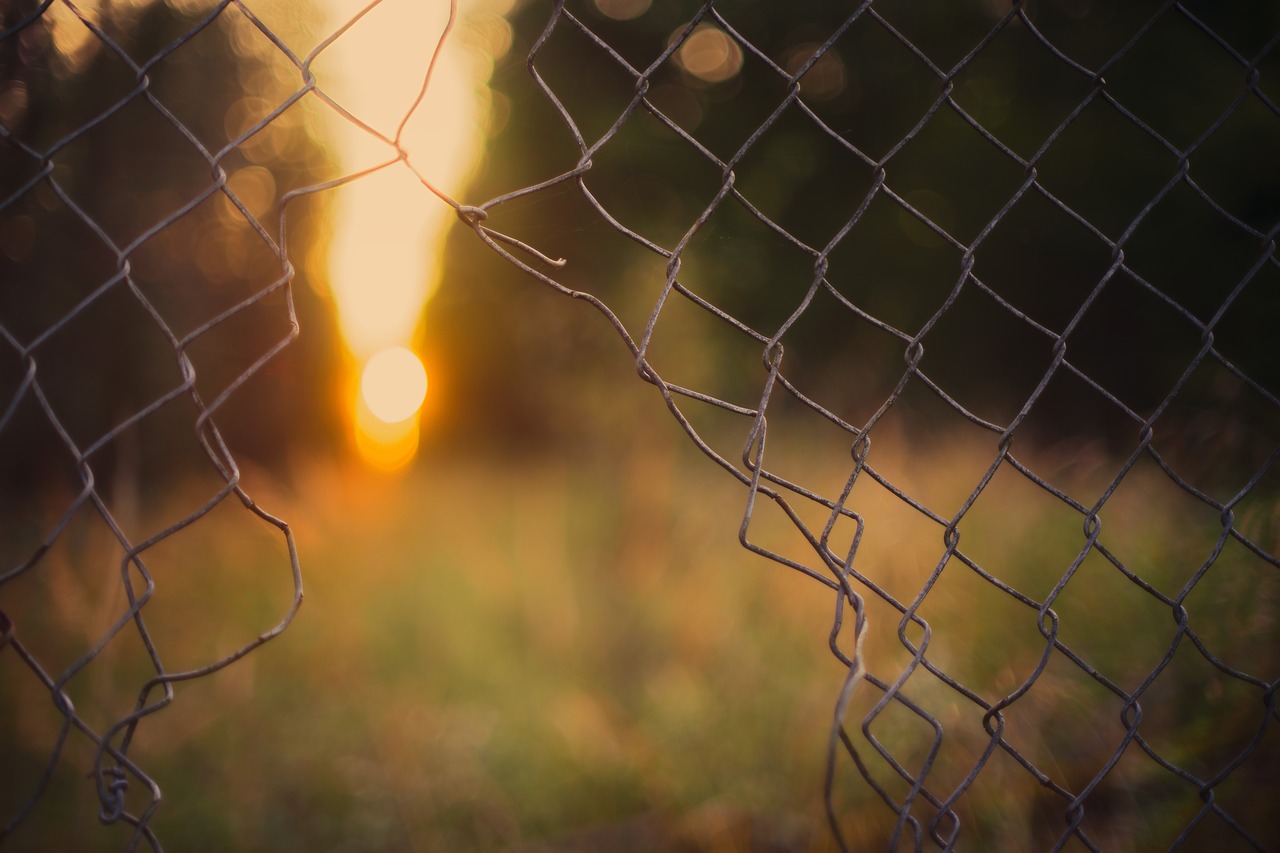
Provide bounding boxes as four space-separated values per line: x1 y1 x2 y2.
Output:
1 403 1277 851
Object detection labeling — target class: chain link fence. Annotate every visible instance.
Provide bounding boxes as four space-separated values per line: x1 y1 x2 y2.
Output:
3 0 1279 850
0 0 325 848
456 1 1280 847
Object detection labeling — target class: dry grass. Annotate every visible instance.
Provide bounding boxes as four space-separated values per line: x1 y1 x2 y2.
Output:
1 411 1276 851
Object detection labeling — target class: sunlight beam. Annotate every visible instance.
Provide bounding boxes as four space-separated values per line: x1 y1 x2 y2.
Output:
311 0 514 468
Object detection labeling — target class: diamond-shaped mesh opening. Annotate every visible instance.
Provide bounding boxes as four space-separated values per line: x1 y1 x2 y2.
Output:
838 476 941 606
912 553 1050 701
7 0 1280 849
1106 8 1251 153
948 16 1096 160
1179 536 1280 679
1047 546 1182 693
731 100 877 249
1136 636 1274 781
1148 356 1280 500
1017 361 1148 456
1123 181 1268 325
772 286 912 426
825 190 962 335
801 11 942 163
871 2 1005 74
1034 94 1180 239
633 281 765 412
110 496 297 671
0 183 119 345
745 405 862 512
884 104 1029 246
25 283 185 454
916 281 1058 427
675 195 820 334
663 25 796 165
1065 268 1207 420
1004 645 1132 791
527 9 649 148
182 286 293 406
126 189 282 338
1091 454 1235 595
576 106 729 248
144 8 297 156
851 383 1005 517
1026 0 1167 71
2 9 143 153
973 188 1114 336
951 459 1090 594
1191 95 1280 234
49 95 215 249
1212 261 1280 396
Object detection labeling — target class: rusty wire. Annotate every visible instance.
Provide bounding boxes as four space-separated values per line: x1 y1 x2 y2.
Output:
457 1 1280 850
2 0 1279 850
0 0 438 848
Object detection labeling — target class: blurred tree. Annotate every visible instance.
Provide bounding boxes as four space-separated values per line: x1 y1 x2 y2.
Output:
430 0 1280 464
0 0 342 499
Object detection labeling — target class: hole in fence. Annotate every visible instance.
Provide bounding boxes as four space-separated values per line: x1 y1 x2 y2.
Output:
6 0 1280 848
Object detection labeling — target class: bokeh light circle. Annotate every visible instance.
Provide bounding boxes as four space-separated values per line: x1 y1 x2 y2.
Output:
360 346 428 423
677 26 743 84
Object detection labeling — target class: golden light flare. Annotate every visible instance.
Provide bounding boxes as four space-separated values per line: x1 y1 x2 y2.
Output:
354 347 428 470
361 346 428 424
45 0 509 469
594 0 651 21
354 394 421 471
782 43 849 102
310 0 513 468
674 25 743 85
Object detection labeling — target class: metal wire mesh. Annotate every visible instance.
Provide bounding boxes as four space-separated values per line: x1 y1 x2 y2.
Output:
0 0 329 848
2 0 1278 850
454 1 1280 849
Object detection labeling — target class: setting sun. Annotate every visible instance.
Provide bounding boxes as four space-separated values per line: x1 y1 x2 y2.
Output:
313 0 511 467
361 346 428 424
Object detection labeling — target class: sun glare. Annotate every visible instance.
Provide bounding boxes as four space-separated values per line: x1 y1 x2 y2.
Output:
361 346 428 424
313 0 512 468
354 397 421 471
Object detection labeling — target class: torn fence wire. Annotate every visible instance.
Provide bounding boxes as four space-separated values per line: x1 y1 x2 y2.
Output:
2 0 1279 851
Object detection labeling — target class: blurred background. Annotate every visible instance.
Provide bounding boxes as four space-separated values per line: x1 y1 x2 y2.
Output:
1 0 1278 849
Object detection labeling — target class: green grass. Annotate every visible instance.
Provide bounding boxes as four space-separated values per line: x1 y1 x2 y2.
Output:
0 426 851 851
1 415 1276 851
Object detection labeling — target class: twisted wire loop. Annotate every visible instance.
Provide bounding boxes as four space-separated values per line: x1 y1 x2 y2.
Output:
456 1 1280 849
